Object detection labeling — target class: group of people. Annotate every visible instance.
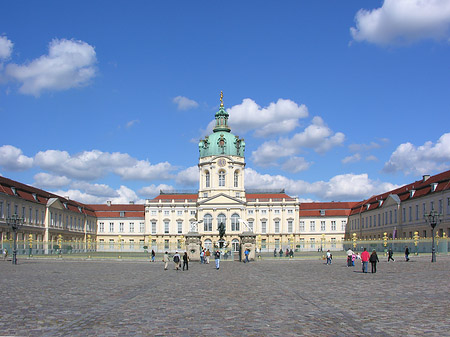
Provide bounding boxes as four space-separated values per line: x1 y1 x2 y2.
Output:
273 248 294 258
345 245 413 273
162 251 190 271
199 249 211 264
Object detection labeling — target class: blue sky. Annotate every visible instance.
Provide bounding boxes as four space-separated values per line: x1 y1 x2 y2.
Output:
1 0 450 203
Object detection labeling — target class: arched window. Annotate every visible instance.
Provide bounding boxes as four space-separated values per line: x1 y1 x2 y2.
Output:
219 170 225 187
231 213 240 231
204 239 212 250
205 171 210 188
232 239 240 252
203 214 212 231
217 213 226 230
234 170 239 188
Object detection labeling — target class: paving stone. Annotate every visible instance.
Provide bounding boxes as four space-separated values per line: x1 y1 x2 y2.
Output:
0 255 449 336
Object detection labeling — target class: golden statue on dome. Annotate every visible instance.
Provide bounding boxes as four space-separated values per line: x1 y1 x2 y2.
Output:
220 91 224 107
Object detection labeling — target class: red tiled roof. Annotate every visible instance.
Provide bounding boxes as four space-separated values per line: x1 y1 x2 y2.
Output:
300 202 358 210
95 211 144 218
299 209 351 217
153 194 198 200
246 193 292 199
89 204 145 212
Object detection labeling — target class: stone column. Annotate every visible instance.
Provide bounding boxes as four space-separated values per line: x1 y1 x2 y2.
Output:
239 231 256 262
185 232 202 261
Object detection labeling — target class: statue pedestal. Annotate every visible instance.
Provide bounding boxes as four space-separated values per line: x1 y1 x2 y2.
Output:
239 232 256 262
185 232 202 261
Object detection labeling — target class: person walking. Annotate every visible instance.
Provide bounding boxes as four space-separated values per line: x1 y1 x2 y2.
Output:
404 246 410 261
215 250 221 269
205 249 211 264
387 248 394 262
369 250 379 273
346 248 354 267
279 248 283 257
361 248 370 273
151 249 156 262
273 248 277 258
200 249 205 264
182 252 189 271
163 251 169 270
2 248 8 261
244 248 250 263
289 249 294 258
326 250 332 265
173 251 181 270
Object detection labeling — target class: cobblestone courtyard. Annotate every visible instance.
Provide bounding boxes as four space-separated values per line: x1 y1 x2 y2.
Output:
1 255 449 337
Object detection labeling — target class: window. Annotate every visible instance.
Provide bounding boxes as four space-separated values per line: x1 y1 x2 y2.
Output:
310 238 315 249
205 171 210 188
231 213 240 231
275 239 280 249
234 171 239 188
402 208 406 222
203 192 208 198
321 221 326 231
203 214 212 231
22 206 25 218
274 209 280 214
299 221 305 232
394 209 397 223
29 207 32 223
416 205 419 220
310 221 315 232
99 222 104 232
42 211 45 225
217 214 226 229
109 239 114 249
288 220 293 233
261 239 266 249
439 199 443 214
361 218 364 229
299 238 305 248
177 210 183 216
331 221 336 231
248 210 254 215
423 203 426 217
36 210 39 224
369 216 372 227
151 221 157 234
119 223 124 233
164 210 170 216
248 221 254 231
274 220 280 233
109 222 114 232
235 192 240 198
341 220 346 231
373 215 376 227
219 170 225 187
129 222 134 233
164 221 169 234
331 238 336 248
390 211 393 224
139 222 145 233
190 210 196 216
430 201 434 211
448 198 450 215
261 220 267 233
409 207 412 222
129 239 134 249
177 221 183 234
0 201 3 218
261 209 267 215
288 209 293 214
164 239 169 249
377 214 380 227
120 211 125 217
151 210 157 216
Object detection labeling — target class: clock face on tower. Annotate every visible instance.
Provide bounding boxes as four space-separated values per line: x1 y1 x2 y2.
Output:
218 158 226 167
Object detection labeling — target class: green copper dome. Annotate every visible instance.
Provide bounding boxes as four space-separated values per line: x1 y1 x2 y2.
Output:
199 92 245 158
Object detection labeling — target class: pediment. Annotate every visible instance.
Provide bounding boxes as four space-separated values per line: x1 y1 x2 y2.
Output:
47 197 64 210
198 193 245 206
383 194 400 207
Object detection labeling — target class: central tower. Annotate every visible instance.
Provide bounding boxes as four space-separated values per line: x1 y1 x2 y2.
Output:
198 92 246 200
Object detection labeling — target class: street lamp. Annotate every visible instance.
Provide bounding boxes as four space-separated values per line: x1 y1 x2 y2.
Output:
424 210 442 263
352 233 357 250
6 214 24 265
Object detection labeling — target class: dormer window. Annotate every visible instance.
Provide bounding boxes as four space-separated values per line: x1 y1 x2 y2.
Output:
11 187 17 195
320 210 325 216
120 211 125 217
78 206 82 213
378 200 383 207
63 203 68 209
32 193 38 201
366 204 370 210
431 183 438 192
409 190 415 198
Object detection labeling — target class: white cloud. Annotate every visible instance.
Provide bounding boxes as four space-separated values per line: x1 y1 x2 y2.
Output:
366 155 378 162
125 120 140 129
0 145 33 171
281 157 312 173
245 168 397 201
227 98 308 137
251 116 345 166
5 38 97 96
348 141 382 153
383 133 450 175
351 0 450 45
33 172 71 189
34 149 175 181
52 185 144 204
138 184 174 198
69 181 118 198
173 96 199 110
0 36 13 60
175 166 199 186
342 153 361 164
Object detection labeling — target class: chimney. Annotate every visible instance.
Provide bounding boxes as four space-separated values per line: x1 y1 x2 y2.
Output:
423 175 430 182
106 200 112 206
129 201 135 205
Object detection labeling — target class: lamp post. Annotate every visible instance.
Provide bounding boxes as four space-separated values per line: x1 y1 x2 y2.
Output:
321 234 325 252
6 214 24 265
383 232 388 256
57 234 63 257
352 233 357 250
424 210 442 263
28 234 33 257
